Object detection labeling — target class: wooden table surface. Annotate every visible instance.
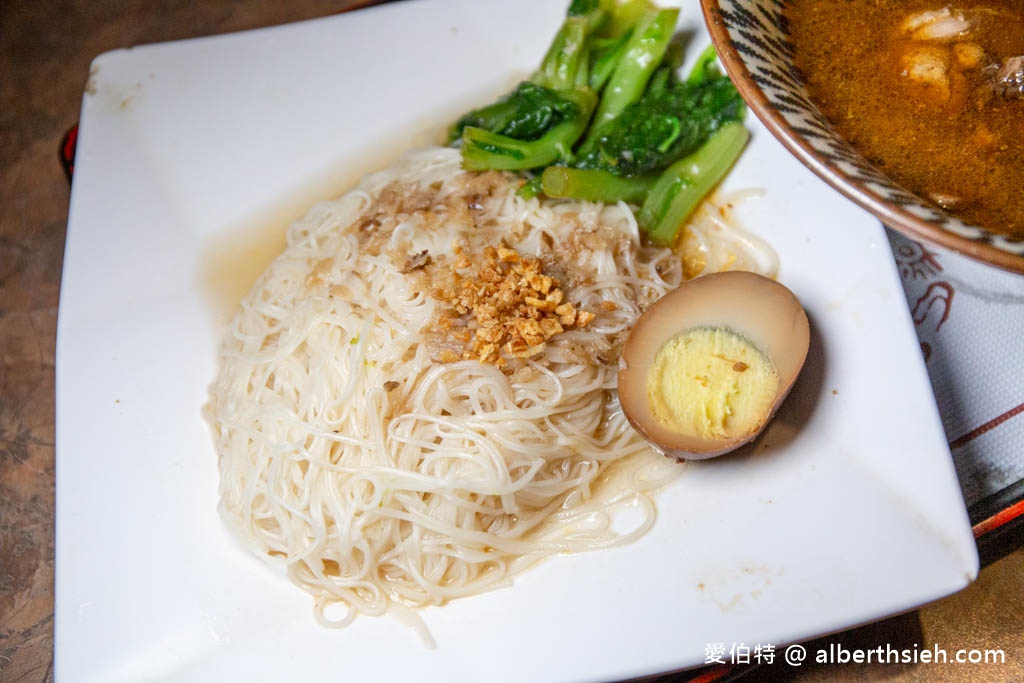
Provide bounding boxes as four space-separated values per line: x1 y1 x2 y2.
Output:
1 1 1021 681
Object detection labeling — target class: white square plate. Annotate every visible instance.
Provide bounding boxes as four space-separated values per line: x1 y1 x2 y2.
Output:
57 1 978 681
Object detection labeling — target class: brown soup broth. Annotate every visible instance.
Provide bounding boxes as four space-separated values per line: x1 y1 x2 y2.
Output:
786 0 1024 239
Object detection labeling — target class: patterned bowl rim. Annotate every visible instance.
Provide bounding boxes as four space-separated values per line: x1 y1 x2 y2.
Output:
700 0 1024 275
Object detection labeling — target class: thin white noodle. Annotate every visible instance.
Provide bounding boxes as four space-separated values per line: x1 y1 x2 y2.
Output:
683 189 779 278
205 145 774 641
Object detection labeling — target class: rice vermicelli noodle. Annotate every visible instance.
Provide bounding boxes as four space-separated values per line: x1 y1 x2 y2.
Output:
205 146 773 635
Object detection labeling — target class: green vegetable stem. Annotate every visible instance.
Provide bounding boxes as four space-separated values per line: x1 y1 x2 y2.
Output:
638 122 750 245
541 166 656 204
581 7 680 145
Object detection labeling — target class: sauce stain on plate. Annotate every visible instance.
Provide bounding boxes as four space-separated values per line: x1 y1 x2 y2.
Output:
198 129 456 324
199 207 290 325
698 565 783 613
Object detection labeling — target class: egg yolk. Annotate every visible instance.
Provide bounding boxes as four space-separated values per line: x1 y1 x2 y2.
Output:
647 327 779 440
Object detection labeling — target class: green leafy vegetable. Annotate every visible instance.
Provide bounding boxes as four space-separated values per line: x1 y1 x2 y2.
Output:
449 82 581 143
448 1 750 246
581 7 680 142
573 75 745 176
460 88 597 171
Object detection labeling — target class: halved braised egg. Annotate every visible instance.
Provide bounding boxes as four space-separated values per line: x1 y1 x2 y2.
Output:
618 271 810 460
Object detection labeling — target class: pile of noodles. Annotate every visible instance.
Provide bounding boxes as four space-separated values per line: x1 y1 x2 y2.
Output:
205 146 775 637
